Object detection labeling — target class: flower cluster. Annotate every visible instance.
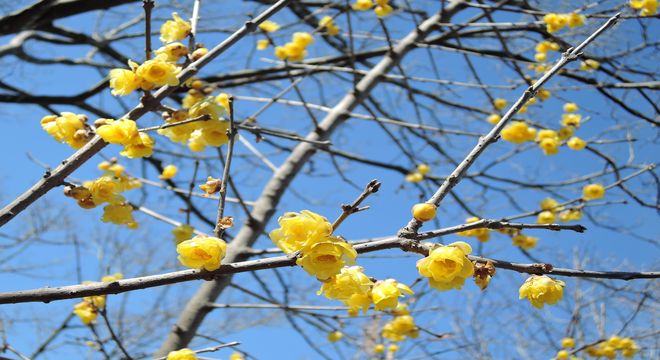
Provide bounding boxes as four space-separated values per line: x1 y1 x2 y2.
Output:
72 273 123 324
270 210 356 280
157 94 231 153
405 163 430 183
416 242 475 291
41 112 94 149
630 0 658 16
176 235 227 271
382 312 419 342
274 32 315 62
543 12 586 33
64 161 141 228
319 16 341 36
584 336 639 358
501 121 537 144
352 0 393 17
318 266 373 315
579 59 600 72
537 197 562 224
457 217 490 242
519 275 565 308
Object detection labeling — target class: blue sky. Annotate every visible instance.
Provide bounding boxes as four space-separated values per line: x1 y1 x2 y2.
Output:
0 1 658 359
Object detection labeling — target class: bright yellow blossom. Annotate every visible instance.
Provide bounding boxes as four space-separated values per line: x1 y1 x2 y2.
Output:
371 279 413 311
512 234 538 249
327 331 343 342
412 203 436 222
374 344 385 353
258 20 280 33
579 59 600 71
172 224 195 244
558 126 575 140
405 172 424 183
96 119 138 145
160 164 178 180
630 0 658 16
561 337 576 348
319 16 341 35
561 113 582 127
582 183 605 200
120 132 155 158
166 348 197 360
87 176 123 205
109 68 142 96
488 114 501 124
256 39 270 50
41 112 90 149
375 3 393 17
417 241 474 291
160 13 192 43
73 301 97 325
388 344 399 352
540 197 561 211
155 42 189 62
269 210 333 254
296 236 357 280
101 273 123 282
136 55 180 87
417 163 430 175
102 203 135 225
567 137 586 150
176 236 227 271
318 266 372 301
556 350 569 359
537 210 556 224
382 315 418 342
559 209 582 222
563 103 578 113
457 217 490 242
493 98 507 110
352 0 374 11
519 275 565 308
229 353 245 360
501 121 537 144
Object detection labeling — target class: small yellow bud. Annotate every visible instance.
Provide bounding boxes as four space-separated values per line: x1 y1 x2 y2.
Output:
412 203 437 222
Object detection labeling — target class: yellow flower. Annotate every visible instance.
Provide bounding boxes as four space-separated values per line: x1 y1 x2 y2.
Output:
136 56 180 87
371 279 413 311
558 126 574 140
73 301 97 325
102 203 135 225
388 344 399 353
327 331 343 342
155 42 189 62
87 176 123 205
216 93 231 114
501 121 537 144
346 293 372 316
563 103 578 113
488 114 501 124
556 350 569 359
274 46 288 60
176 236 227 271
375 4 393 17
256 39 270 50
417 241 474 291
537 210 556 224
535 52 547 62
198 120 230 148
293 32 314 47
229 353 245 360
96 119 138 145
109 68 142 96
630 0 658 16
561 337 576 348
160 13 192 43
457 217 490 242
258 20 280 33
582 183 605 200
561 113 581 127
160 164 178 180
352 0 374 11
536 41 560 53
172 224 195 244
519 275 565 308
166 348 197 360
296 236 357 280
101 273 123 282
382 315 418 341
269 210 333 254
319 16 340 35
559 209 582 222
412 203 436 222
374 344 385 354
579 59 600 71
119 132 154 158
540 197 561 211
191 47 208 61
199 176 221 195
567 13 586 28
538 89 551 101
493 98 507 110
318 266 372 301
41 112 88 148
416 163 430 175
567 137 586 150
405 172 424 183
512 234 538 249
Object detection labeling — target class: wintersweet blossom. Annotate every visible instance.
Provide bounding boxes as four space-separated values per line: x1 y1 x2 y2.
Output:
519 275 565 308
176 236 227 271
296 236 357 280
269 210 333 254
412 203 436 222
371 279 413 310
416 241 475 291
160 164 178 180
582 183 605 200
172 224 195 244
160 13 192 43
166 348 197 360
